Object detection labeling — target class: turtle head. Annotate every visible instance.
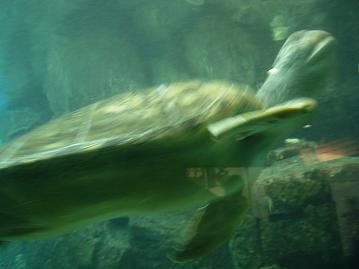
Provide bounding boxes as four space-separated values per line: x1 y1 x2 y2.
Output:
257 30 336 107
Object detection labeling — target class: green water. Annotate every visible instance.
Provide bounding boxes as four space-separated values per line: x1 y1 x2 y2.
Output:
0 1 358 268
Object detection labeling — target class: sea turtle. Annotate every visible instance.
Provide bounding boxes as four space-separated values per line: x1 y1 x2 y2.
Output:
0 30 335 262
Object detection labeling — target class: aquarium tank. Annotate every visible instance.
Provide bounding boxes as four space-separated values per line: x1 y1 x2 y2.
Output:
0 0 358 268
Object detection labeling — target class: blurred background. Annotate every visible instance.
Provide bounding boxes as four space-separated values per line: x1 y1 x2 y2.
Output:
0 0 358 268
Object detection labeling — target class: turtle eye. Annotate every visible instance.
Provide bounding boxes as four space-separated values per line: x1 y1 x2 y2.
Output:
267 68 279 76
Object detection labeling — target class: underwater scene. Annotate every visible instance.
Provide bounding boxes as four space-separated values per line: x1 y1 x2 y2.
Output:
0 0 358 268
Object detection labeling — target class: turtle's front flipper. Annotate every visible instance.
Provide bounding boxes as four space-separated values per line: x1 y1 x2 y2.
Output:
207 98 317 140
168 191 248 263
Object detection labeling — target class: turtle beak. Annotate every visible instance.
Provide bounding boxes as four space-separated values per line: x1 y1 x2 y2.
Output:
307 32 336 65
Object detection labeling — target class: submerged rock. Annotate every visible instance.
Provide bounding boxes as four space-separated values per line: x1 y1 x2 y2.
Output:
232 156 359 269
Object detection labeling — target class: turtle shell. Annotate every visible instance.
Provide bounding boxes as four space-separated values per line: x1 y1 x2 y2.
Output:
0 80 262 169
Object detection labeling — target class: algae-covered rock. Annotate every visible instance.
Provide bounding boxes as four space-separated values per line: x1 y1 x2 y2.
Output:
229 215 263 269
0 213 234 269
0 221 131 269
232 157 359 269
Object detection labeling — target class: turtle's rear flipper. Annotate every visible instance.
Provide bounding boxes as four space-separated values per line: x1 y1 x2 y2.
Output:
167 191 248 263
